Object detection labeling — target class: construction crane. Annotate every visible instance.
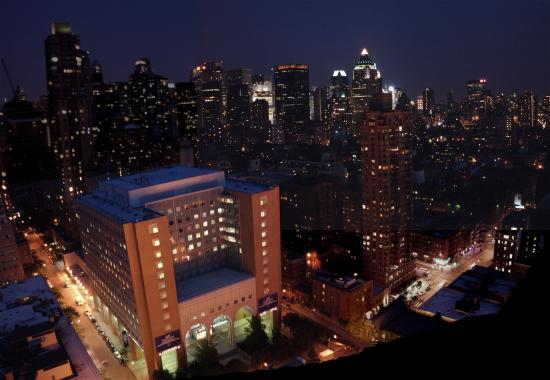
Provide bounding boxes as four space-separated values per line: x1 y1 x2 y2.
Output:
1 58 17 98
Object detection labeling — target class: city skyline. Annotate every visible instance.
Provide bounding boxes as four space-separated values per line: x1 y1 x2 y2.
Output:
2 0 549 102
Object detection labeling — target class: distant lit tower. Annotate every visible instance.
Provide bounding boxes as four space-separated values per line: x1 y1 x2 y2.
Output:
192 61 224 165
174 82 198 141
273 64 310 143
225 68 252 152
360 111 413 290
251 74 275 123
327 70 352 139
45 22 95 234
519 91 537 127
312 86 328 123
422 87 435 117
466 78 491 118
351 48 382 137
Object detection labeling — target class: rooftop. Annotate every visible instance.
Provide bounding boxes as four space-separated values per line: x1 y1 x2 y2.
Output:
0 276 58 336
79 193 161 224
420 287 502 321
105 166 219 191
314 271 365 292
225 179 271 194
374 297 448 336
176 268 254 302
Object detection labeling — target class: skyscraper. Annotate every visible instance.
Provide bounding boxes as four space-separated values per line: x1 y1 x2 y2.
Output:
45 22 95 233
174 82 198 142
361 111 413 290
192 62 224 165
225 69 252 152
273 64 310 143
351 49 382 137
327 70 352 139
251 74 275 123
465 78 491 118
422 87 435 117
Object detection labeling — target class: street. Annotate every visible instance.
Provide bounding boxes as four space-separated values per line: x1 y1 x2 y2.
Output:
414 237 494 307
27 232 137 380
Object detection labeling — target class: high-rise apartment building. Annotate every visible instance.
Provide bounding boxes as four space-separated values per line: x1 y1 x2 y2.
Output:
328 70 352 139
192 62 225 165
273 64 310 143
351 49 382 137
45 22 95 234
422 87 435 117
77 166 281 377
251 74 275 123
360 111 413 290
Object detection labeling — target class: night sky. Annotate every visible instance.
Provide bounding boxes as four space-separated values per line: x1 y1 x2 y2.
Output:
1 0 549 102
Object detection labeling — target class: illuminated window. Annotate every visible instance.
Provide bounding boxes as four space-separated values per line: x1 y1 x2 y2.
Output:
159 281 166 289
152 239 160 247
163 313 170 320
260 197 268 206
262 249 268 256
158 272 165 279
157 262 164 269
155 251 162 258
261 231 267 238
260 211 266 217
262 241 267 247
149 224 159 234
261 221 267 228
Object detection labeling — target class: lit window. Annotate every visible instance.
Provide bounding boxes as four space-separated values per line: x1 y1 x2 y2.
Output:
262 249 268 257
149 224 159 234
260 196 268 206
188 234 193 241
261 221 267 228
189 244 194 251
260 211 266 217
261 231 267 238
157 262 164 269
204 230 209 236
158 272 165 279
152 239 160 247
155 251 162 258
163 313 170 320
203 221 208 227
159 281 166 289
262 241 267 247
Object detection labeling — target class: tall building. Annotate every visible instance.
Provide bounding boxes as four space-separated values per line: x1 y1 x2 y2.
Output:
250 99 271 144
360 111 413 290
192 62 224 165
465 78 491 117
328 70 352 139
351 49 382 137
45 22 95 233
77 166 281 377
0 200 24 284
174 82 198 142
518 91 537 127
128 57 177 162
422 87 435 117
273 64 310 143
225 69 252 152
312 86 328 123
251 74 275 123
1 89 55 226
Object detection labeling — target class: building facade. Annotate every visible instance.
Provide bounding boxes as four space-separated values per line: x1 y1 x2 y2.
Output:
76 166 281 377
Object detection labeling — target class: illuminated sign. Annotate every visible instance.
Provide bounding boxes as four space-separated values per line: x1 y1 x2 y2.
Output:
155 330 181 353
275 64 308 70
258 292 278 313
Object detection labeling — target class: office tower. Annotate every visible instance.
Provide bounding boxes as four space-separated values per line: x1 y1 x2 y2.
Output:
519 91 537 127
45 22 95 233
327 70 352 138
192 62 225 165
174 82 198 141
0 200 25 284
360 111 413 290
251 99 271 144
77 166 281 376
416 96 424 113
225 69 252 152
251 74 275 123
311 86 328 123
422 87 435 116
351 49 382 137
1 89 55 226
128 58 177 161
273 64 310 143
466 78 491 117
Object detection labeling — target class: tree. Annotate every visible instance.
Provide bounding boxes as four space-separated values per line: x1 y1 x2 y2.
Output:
270 329 294 363
188 340 222 377
62 306 79 323
152 369 172 380
283 313 317 350
223 358 248 374
240 314 269 353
